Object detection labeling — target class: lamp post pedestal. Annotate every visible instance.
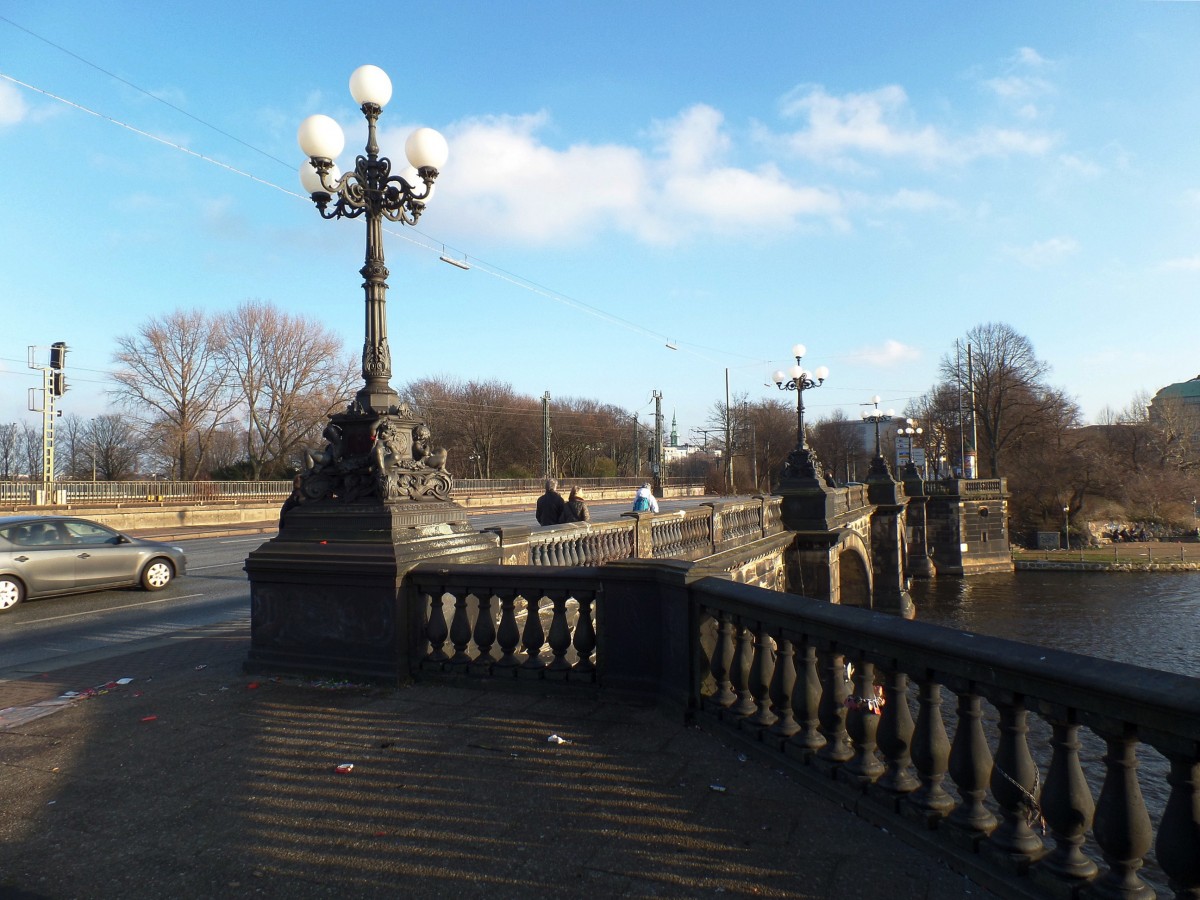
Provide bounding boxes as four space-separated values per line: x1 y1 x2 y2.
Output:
245 506 498 681
246 407 502 681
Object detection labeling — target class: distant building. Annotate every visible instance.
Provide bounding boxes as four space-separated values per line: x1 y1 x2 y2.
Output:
1150 375 1200 421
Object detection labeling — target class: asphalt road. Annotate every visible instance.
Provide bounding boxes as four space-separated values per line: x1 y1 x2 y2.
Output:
0 496 736 680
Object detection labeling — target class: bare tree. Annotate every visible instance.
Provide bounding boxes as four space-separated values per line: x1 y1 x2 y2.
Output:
217 300 356 479
0 422 20 480
810 409 868 484
86 414 144 481
402 377 540 479
111 309 238 480
939 322 1057 477
19 421 41 481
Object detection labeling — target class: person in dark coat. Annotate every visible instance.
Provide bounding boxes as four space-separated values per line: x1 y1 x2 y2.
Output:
559 487 589 523
535 478 565 525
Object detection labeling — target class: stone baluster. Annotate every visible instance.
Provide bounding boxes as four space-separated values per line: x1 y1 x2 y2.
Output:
907 676 955 822
1156 755 1200 898
767 635 800 740
520 594 547 672
730 619 758 718
423 589 449 663
746 623 778 730
843 657 884 785
876 667 918 795
988 699 1045 867
788 638 825 754
947 690 997 838
707 611 736 709
1038 713 1097 882
494 590 520 670
1091 728 1154 899
571 591 597 674
816 649 853 765
546 593 572 674
471 591 497 669
448 591 473 667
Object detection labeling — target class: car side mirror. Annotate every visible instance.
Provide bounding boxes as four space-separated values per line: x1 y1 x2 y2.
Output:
116 535 132 544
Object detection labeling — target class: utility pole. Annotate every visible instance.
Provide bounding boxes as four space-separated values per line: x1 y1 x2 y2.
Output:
632 413 640 479
541 391 552 480
652 390 663 496
28 342 67 504
724 368 734 493
965 343 978 479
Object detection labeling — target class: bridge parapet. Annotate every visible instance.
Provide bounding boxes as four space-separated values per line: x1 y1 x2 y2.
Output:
496 495 783 569
408 563 1199 898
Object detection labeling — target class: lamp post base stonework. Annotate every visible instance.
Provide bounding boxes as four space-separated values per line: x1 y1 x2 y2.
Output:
245 408 500 681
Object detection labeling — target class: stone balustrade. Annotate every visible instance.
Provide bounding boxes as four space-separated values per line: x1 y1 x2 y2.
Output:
407 563 1200 898
488 496 783 567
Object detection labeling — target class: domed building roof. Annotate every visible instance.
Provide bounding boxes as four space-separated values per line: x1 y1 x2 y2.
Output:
1154 376 1200 400
1149 376 1200 421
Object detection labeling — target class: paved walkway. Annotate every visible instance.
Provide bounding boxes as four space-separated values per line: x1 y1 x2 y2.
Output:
0 621 996 899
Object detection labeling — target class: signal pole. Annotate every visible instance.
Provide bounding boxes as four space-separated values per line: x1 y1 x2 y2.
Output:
28 342 68 503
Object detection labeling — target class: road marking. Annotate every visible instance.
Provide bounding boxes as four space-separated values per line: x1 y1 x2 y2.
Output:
219 537 269 544
188 562 245 571
9 593 205 626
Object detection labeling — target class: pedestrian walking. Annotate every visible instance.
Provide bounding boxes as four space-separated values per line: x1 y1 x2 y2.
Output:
632 482 659 513
559 487 590 523
535 478 565 525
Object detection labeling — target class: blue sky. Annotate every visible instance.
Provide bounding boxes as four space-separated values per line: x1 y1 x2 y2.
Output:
2 2 1199 445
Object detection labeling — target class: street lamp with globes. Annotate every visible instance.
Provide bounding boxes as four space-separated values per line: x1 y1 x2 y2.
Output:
294 65 454 506
773 343 828 481
298 64 448 417
896 417 923 477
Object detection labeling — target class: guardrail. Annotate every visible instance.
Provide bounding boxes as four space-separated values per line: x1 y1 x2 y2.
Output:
407 564 1200 897
0 476 704 506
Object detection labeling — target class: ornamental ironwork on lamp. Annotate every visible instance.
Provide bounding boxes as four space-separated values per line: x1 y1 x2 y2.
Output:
773 343 828 482
294 65 452 506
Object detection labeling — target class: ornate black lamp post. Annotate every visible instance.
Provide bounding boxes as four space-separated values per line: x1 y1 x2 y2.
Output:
896 417 923 477
246 67 498 682
860 396 894 479
293 65 452 505
773 343 828 481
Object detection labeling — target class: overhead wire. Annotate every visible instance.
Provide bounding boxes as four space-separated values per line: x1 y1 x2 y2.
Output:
0 14 770 371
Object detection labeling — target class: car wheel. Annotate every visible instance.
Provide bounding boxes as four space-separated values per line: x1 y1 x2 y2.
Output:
0 576 24 612
141 559 174 591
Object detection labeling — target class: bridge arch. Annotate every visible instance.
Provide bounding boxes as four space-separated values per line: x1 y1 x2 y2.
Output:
832 528 872 608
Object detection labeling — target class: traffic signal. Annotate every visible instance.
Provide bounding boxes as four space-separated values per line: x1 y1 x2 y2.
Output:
52 372 67 396
50 341 68 371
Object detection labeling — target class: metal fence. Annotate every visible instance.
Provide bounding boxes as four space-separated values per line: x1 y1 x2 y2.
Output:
0 477 702 506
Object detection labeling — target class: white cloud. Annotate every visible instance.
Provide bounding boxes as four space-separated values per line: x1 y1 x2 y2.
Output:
848 339 922 367
434 105 843 246
774 84 1054 169
1002 236 1080 268
0 80 30 126
1160 255 1200 271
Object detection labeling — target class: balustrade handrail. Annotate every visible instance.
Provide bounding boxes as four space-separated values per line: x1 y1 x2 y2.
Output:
698 577 1200 745
407 559 1200 896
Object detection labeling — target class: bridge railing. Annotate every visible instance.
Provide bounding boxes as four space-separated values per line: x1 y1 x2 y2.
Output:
0 476 706 506
922 478 1006 497
407 564 1198 897
517 496 783 566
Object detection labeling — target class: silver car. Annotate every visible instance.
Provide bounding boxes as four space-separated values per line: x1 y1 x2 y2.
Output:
0 515 187 612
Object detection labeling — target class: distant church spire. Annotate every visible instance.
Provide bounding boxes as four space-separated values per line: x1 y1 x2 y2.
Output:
670 411 678 447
